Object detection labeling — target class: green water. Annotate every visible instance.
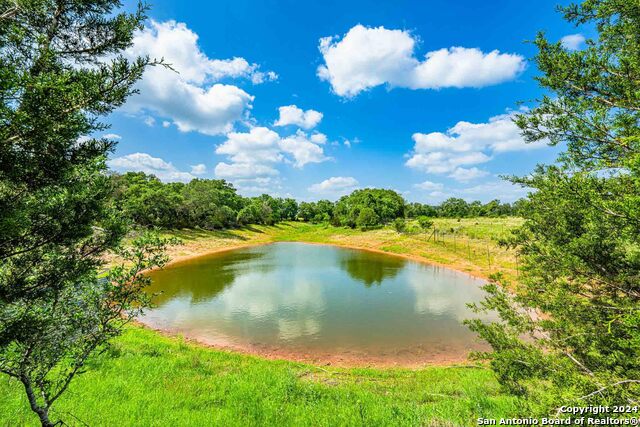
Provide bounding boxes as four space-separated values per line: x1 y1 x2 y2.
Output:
143 242 491 363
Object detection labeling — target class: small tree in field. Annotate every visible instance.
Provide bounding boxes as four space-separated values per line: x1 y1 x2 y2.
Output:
356 207 379 230
392 218 406 233
0 1 169 425
467 0 640 416
417 216 433 232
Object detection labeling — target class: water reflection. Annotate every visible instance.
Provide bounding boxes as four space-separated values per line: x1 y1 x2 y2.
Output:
141 242 491 361
146 251 269 305
338 250 406 286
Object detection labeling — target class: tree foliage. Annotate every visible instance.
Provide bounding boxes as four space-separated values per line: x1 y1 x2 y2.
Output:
111 172 299 229
467 0 640 415
0 1 169 425
333 189 405 228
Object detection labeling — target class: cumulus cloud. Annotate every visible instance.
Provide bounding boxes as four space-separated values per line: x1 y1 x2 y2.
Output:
414 180 443 191
214 162 279 179
308 177 359 195
406 111 546 180
233 176 283 195
190 164 207 175
108 152 195 182
215 127 283 165
448 167 489 182
317 25 526 97
310 132 328 145
102 133 121 140
214 127 329 183
274 105 323 129
279 130 329 168
560 33 586 51
461 180 528 202
123 21 276 135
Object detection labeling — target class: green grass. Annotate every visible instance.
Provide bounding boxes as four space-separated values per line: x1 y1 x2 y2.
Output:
0 328 522 427
3 218 526 426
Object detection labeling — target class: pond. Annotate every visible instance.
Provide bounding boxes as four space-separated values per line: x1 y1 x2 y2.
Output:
141 242 492 366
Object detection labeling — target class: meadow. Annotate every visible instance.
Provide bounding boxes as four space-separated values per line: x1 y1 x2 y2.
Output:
1 218 524 426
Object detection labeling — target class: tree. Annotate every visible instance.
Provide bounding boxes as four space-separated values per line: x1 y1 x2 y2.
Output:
280 198 299 221
356 207 379 230
392 218 406 233
0 2 167 425
181 179 243 229
333 189 405 227
438 198 470 218
405 202 437 218
417 216 434 231
467 0 640 416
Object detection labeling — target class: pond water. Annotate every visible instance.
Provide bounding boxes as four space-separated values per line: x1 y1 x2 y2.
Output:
141 242 492 365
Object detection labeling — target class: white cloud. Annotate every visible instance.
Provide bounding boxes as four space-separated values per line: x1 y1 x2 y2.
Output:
406 111 546 180
448 167 489 182
216 127 283 165
279 130 329 168
317 25 526 97
414 180 443 191
310 132 328 144
274 105 323 129
123 20 277 135
308 176 359 195
233 176 283 195
162 121 171 128
560 33 586 51
406 151 490 176
342 137 360 148
108 152 195 182
461 180 528 203
103 133 121 140
214 162 279 179
214 127 329 182
190 164 207 175
143 116 156 127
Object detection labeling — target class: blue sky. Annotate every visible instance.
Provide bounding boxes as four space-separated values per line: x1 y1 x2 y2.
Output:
105 0 589 203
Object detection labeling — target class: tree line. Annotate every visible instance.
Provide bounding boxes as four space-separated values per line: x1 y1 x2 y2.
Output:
2 0 636 424
110 172 524 230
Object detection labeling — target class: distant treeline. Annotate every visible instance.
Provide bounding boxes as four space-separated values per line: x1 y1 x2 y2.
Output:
110 172 525 229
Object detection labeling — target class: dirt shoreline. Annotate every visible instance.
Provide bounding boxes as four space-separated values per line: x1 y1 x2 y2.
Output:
163 238 491 282
134 321 489 369
142 236 493 368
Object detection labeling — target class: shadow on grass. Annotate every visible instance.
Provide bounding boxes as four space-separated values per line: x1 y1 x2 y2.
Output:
238 225 264 234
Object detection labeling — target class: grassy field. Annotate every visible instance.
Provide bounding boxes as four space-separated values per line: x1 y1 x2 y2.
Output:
163 217 523 283
0 328 521 427
1 218 524 426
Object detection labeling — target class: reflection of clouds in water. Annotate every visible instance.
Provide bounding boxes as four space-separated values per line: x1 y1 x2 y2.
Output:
405 265 486 321
216 273 326 340
278 318 321 341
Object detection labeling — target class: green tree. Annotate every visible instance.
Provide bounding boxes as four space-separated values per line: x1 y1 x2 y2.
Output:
280 198 299 221
333 189 405 227
467 0 640 415
181 179 243 229
356 207 379 230
417 216 434 231
0 2 167 425
438 197 470 218
393 218 406 233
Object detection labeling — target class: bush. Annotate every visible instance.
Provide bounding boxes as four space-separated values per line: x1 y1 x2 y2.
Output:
417 216 433 231
356 207 380 230
392 218 406 233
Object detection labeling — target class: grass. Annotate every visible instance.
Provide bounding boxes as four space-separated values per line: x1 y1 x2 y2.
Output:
1 218 524 426
0 328 522 426
160 218 523 283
